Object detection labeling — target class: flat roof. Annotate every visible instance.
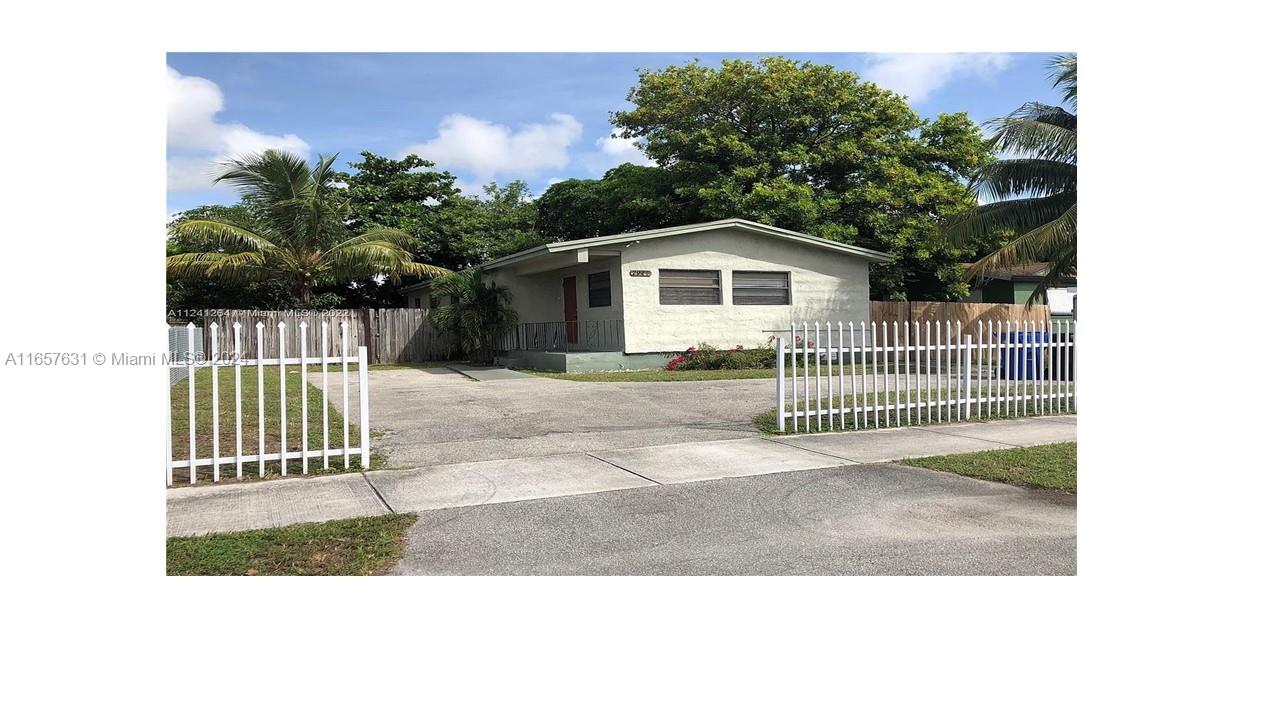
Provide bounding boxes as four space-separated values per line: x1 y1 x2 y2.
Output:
479 218 893 272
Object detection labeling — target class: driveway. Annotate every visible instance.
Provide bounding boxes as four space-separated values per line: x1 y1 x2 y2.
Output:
392 462 1077 575
358 367 776 467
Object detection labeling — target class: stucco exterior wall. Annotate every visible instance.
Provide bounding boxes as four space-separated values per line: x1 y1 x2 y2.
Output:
491 256 624 327
618 227 871 353
403 286 431 309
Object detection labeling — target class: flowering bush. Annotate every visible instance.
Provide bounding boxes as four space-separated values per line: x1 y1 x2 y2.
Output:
666 342 775 370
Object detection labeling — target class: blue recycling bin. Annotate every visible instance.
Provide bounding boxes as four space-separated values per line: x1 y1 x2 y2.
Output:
1000 332 1046 379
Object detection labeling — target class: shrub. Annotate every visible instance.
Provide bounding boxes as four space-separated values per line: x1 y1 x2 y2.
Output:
667 342 776 370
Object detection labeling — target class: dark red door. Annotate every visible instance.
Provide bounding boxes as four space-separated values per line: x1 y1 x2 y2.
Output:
562 276 579 344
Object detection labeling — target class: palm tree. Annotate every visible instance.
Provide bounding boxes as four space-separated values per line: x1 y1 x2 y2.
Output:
945 54 1076 304
429 269 518 362
167 150 448 307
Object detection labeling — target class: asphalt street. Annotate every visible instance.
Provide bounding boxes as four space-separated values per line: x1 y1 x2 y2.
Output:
392 461 1077 576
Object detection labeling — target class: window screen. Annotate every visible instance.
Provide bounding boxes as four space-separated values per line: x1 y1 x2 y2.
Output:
732 271 790 305
588 271 611 307
659 270 721 305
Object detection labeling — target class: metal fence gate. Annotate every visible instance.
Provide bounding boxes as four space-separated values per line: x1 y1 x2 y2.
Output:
165 321 370 485
774 320 1076 433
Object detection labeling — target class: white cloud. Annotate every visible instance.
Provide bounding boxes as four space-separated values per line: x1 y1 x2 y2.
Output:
595 131 654 167
166 66 310 191
402 113 582 179
863 53 1014 102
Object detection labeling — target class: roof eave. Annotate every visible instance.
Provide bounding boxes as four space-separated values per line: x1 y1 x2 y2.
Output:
479 218 892 270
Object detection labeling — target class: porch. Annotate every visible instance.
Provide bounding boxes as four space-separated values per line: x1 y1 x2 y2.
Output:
494 319 671 372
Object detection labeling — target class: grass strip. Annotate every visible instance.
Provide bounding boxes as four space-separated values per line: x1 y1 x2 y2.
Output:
901 442 1076 493
166 514 418 575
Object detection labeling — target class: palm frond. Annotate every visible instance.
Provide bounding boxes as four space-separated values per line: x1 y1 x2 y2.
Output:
166 251 277 284
215 149 313 204
986 113 1077 162
331 226 419 252
1050 54 1077 110
966 203 1076 281
972 158 1076 201
943 192 1075 243
169 219 276 252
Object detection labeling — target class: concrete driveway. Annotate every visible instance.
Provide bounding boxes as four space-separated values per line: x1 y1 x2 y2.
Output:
392 462 1077 575
362 366 776 467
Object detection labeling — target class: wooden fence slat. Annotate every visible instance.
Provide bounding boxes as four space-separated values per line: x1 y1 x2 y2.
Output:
871 301 1051 343
191 308 444 364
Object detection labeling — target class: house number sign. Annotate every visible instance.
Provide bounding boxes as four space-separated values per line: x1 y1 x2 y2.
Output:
629 270 652 277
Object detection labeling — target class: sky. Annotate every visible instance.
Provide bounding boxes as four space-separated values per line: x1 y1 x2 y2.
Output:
166 52 1067 214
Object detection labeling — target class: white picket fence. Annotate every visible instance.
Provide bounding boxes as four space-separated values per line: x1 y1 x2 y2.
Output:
165 321 370 485
774 320 1076 433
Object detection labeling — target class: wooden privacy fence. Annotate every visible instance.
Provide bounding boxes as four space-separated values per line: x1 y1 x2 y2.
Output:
179 308 448 364
166 321 370 485
774 319 1076 433
872 301 1050 338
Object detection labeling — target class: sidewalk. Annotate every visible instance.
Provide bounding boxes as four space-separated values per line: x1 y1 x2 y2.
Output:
167 416 1076 537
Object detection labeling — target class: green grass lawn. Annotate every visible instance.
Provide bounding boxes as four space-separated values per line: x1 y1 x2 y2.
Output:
901 442 1077 493
753 382 1074 434
170 365 376 485
166 514 418 575
522 368 777 382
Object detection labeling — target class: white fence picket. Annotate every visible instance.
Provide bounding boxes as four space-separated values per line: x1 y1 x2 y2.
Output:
278 322 287 476
233 322 243 478
300 321 309 475
342 321 351 469
790 323 799 433
860 322 868 429
894 321 902 427
772 317 1077 435
257 322 265 476
359 346 371 470
186 322 196 484
870 322 879 428
210 324 220 483
322 322 331 468
837 322 846 430
814 324 822 432
829 319 839 425
166 322 371 484
924 322 932 424
914 321 922 424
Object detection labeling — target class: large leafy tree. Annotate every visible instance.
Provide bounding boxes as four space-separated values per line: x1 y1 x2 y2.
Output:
535 163 696 242
434 181 543 266
167 150 448 307
610 57 998 299
333 151 464 268
945 54 1077 303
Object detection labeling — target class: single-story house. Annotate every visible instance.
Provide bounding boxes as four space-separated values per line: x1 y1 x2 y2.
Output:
403 218 891 371
964 261 1077 317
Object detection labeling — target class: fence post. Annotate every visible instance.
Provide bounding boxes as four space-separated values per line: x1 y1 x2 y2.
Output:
964 334 973 420
775 333 785 432
186 322 197 484
210 323 220 483
165 333 173 487
359 345 371 470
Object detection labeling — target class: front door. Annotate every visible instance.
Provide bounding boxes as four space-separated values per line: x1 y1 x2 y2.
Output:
562 276 579 344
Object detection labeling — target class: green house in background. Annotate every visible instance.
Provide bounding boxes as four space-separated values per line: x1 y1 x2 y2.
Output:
965 262 1078 318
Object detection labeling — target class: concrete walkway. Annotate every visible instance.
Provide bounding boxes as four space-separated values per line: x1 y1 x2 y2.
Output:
167 416 1075 537
444 365 538 382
